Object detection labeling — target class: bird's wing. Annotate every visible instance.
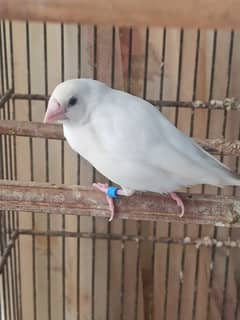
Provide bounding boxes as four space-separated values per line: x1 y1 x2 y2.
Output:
91 89 234 187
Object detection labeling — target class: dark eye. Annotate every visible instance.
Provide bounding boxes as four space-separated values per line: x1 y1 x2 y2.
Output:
68 96 77 107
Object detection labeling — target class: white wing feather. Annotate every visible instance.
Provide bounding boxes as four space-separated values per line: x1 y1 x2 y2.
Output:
63 83 240 193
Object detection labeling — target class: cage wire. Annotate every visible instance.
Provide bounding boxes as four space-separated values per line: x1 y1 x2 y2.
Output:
0 20 240 320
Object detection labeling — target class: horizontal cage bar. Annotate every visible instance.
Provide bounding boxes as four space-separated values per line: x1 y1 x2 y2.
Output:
1 0 240 29
1 120 240 156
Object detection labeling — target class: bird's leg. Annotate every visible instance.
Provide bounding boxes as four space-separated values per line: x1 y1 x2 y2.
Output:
170 192 185 217
92 183 115 221
92 183 134 221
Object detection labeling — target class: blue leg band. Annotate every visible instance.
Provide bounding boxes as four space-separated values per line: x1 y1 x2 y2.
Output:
106 186 120 198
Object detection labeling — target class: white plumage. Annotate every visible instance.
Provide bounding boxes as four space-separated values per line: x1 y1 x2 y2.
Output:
46 79 240 189
43 79 240 218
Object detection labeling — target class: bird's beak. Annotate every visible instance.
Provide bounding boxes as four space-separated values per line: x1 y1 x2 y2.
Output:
43 98 67 123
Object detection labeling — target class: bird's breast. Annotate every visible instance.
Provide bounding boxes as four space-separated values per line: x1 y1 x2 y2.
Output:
62 122 186 193
64 122 116 178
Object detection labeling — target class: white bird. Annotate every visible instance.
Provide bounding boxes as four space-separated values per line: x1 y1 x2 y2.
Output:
43 78 240 221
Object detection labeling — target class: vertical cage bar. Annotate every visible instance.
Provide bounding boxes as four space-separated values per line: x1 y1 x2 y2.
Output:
8 211 19 320
105 219 111 320
76 24 81 184
150 221 156 320
235 285 240 320
8 23 19 316
76 216 80 320
190 30 201 320
134 26 149 320
92 24 97 182
221 30 235 320
0 212 8 320
158 28 170 320
206 227 217 320
47 213 51 320
91 23 98 320
0 22 9 182
43 21 51 320
234 126 240 320
44 22 49 184
0 291 2 320
3 21 13 185
142 27 149 99
163 223 171 320
0 119 3 180
120 220 126 320
233 30 240 320
26 21 37 320
61 210 66 320
12 214 19 320
202 30 217 193
120 26 133 320
9 21 21 319
4 215 12 320
174 29 184 124
2 21 9 92
208 30 218 102
175 29 185 320
0 20 16 319
121 28 128 320
177 224 187 319
60 23 66 320
0 22 5 96
192 226 202 320
106 25 116 320
76 23 81 320
190 29 200 135
2 266 8 320
7 215 17 320
9 21 17 181
0 25 13 317
164 28 184 320
110 26 116 88
77 24 81 79
134 222 141 320
127 28 133 93
206 29 218 320
9 21 15 93
159 28 166 109
2 23 16 319
16 213 23 320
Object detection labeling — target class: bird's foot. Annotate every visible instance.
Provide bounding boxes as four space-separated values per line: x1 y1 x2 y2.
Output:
170 192 185 217
93 183 119 222
93 183 135 221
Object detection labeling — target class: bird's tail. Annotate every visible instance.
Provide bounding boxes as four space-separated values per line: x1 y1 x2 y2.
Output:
220 170 240 187
192 137 240 187
226 175 240 186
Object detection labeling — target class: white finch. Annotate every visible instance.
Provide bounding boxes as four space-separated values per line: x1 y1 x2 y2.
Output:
43 79 240 221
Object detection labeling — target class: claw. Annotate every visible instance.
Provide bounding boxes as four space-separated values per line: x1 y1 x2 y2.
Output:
105 194 115 221
170 192 185 217
93 183 116 221
92 183 134 221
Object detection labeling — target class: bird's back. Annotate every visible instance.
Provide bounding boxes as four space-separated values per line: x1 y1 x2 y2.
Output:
64 81 240 192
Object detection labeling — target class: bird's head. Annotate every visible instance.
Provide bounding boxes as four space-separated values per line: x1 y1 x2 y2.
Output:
43 78 107 125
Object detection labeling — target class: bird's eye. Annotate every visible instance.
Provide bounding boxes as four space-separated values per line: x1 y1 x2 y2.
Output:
68 96 77 107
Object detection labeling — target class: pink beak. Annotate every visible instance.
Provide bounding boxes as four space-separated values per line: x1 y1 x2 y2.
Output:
43 98 67 123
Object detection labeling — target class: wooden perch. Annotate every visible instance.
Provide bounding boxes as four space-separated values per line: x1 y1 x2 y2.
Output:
1 120 240 156
1 0 240 29
1 179 240 227
0 120 64 140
